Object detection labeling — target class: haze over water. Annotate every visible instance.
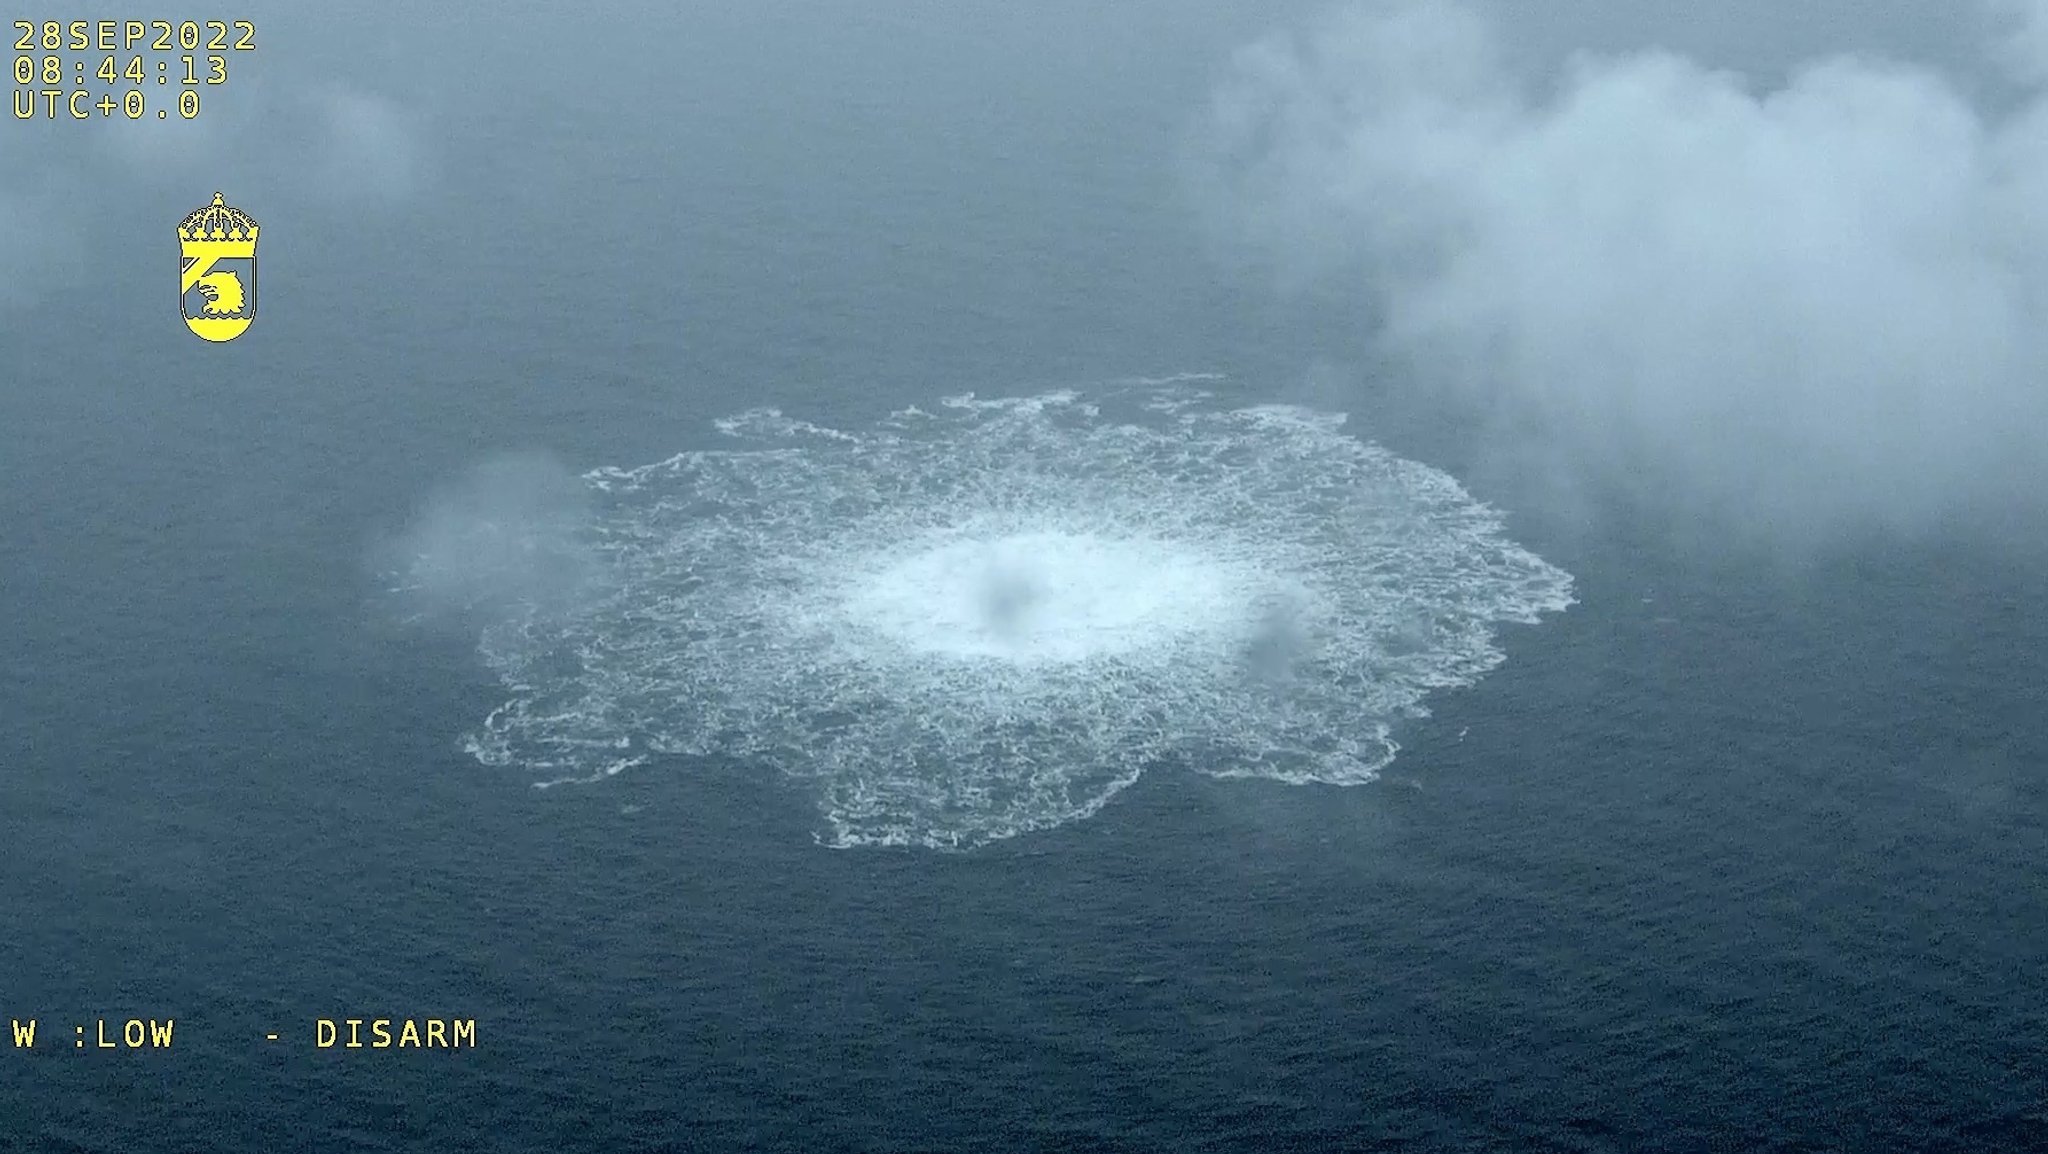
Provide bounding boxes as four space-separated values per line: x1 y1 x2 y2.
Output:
4 1 2047 1150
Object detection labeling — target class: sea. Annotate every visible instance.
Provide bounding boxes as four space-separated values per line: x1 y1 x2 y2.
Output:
4 2 2047 1150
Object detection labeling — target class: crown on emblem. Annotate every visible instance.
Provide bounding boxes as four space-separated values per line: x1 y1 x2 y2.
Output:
179 192 260 242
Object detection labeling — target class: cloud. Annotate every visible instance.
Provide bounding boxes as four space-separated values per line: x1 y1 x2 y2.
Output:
1993 0 2048 83
382 453 602 621
0 158 85 307
305 83 423 203
1196 0 2048 539
94 79 425 204
0 72 425 317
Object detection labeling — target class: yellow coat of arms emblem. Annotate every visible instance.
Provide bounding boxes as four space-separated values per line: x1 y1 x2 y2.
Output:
178 192 258 342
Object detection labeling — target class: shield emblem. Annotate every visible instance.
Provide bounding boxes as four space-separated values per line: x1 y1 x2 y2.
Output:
178 193 259 343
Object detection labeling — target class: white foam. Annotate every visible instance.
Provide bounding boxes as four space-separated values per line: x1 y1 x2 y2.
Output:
840 530 1251 663
450 383 1574 849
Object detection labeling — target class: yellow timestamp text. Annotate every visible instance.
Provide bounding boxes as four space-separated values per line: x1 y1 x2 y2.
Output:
11 18 252 120
13 19 254 52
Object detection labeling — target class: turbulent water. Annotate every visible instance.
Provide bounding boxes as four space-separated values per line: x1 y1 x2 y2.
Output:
452 382 1574 848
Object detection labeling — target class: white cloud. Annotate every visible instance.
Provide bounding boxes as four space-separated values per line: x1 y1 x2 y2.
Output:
1198 0 2048 538
0 71 422 316
1993 0 2048 83
306 83 422 203
88 77 424 204
0 160 84 307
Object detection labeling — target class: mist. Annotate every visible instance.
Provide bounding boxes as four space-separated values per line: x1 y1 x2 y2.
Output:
382 452 602 621
1195 0 2048 542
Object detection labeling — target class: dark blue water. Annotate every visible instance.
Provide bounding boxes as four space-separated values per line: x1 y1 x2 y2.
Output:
6 3 2048 1150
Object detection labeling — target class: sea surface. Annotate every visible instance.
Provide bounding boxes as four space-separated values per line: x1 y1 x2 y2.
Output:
4 3 2048 1150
